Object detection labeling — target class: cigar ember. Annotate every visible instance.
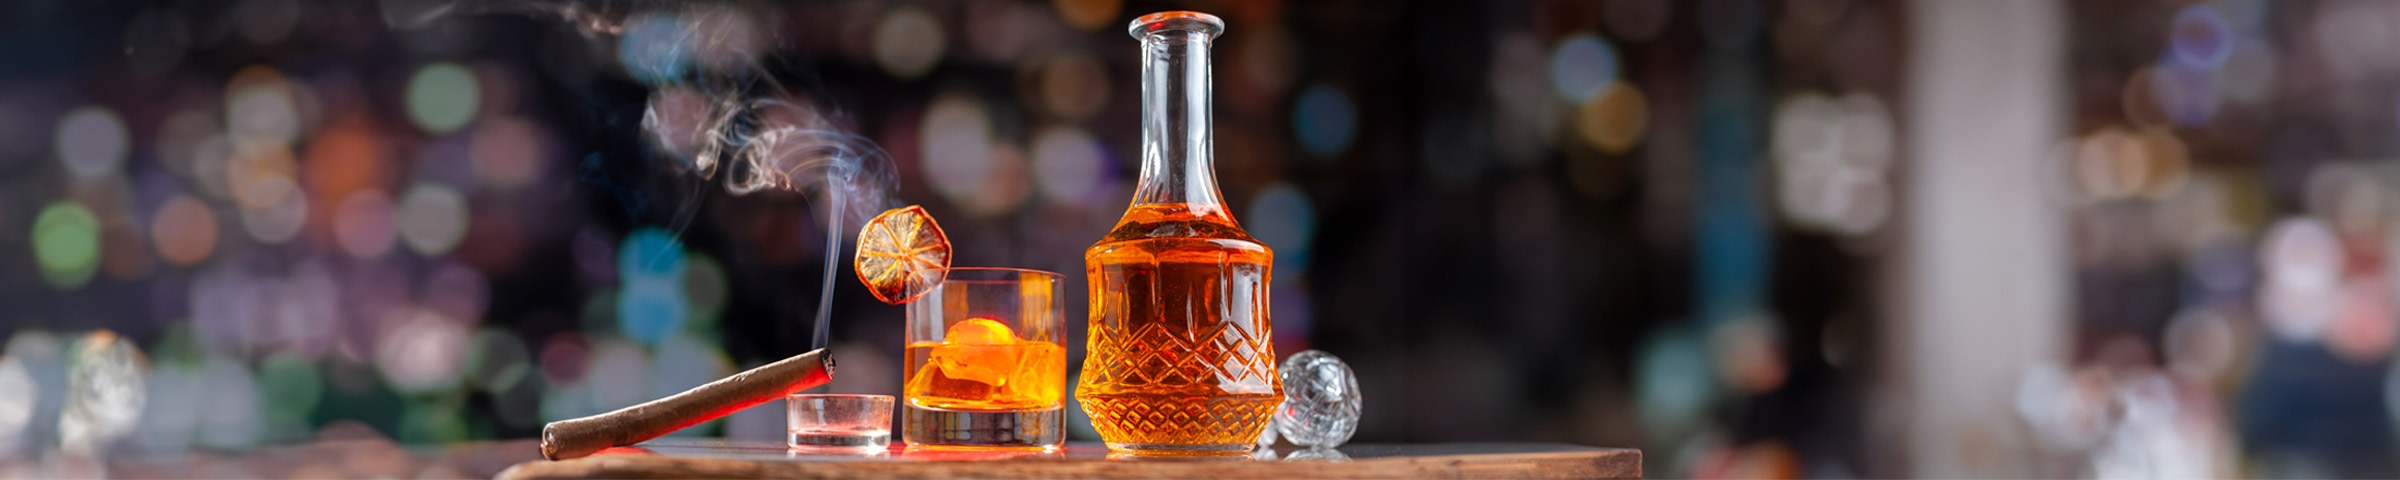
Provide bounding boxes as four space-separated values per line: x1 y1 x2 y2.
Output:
540 349 836 460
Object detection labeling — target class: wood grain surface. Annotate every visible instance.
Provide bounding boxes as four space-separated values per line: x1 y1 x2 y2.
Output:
495 439 1640 479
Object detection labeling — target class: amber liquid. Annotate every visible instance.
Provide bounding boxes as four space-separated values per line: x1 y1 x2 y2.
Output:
1078 203 1280 453
903 341 1066 411
903 339 1066 450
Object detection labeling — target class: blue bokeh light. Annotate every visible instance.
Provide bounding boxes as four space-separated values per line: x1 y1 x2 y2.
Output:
1547 34 1621 102
2168 4 2233 70
1247 183 1318 278
616 227 690 345
1293 85 1359 158
618 227 686 284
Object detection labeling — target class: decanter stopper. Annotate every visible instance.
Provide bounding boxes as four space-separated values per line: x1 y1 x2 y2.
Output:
1273 350 1360 448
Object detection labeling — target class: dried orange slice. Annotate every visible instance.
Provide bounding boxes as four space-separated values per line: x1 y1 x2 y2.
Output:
855 205 951 304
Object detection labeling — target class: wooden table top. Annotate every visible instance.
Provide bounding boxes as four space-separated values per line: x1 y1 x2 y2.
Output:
496 438 1641 479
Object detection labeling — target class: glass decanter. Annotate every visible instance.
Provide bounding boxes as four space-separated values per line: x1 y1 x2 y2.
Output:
1075 11 1281 455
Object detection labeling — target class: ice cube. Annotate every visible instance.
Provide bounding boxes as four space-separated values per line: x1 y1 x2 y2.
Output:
929 318 1023 389
931 343 1015 387
909 361 994 405
1274 350 1361 448
946 318 1017 345
989 342 1063 407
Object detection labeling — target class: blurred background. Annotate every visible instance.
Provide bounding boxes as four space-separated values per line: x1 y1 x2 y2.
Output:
4 0 2399 477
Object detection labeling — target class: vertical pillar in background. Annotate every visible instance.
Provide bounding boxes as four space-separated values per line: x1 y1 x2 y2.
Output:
1895 0 2066 476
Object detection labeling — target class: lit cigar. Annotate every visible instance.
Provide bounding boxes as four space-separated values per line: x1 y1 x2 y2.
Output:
540 349 836 460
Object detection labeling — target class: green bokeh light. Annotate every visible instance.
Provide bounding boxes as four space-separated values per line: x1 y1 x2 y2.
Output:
32 202 101 289
259 353 325 425
405 63 481 134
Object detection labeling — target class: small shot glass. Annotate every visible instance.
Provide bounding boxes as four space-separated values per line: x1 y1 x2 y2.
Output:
787 394 894 451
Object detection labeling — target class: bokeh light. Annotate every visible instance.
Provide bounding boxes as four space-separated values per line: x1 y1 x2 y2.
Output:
2149 60 2218 126
618 227 686 284
2309 0 2397 84
405 63 481 134
1030 52 1111 121
191 263 262 355
2329 278 2396 362
618 228 690 346
238 175 309 244
333 189 398 259
130 360 197 455
149 195 220 266
1772 93 1895 235
396 183 469 255
2067 127 2187 202
1637 324 1716 439
376 309 471 394
585 339 652 410
188 134 237 200
1051 0 1122 31
227 142 298 210
32 202 102 290
1575 81 1650 155
397 401 470 445
263 261 342 360
2259 217 2340 342
469 117 548 192
873 7 945 80
1293 85 1359 159
538 332 593 386
920 93 998 208
1030 126 1107 206
256 353 322 437
196 354 264 450
226 65 304 145
1547 34 1621 102
2169 307 2236 381
2167 4 2233 69
1246 183 1317 279
618 283 690 347
54 106 129 181
1709 315 1786 395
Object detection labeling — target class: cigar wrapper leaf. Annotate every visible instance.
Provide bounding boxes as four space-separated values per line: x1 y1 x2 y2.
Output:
540 349 835 460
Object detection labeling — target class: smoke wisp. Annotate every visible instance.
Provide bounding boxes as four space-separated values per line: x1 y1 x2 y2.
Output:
388 0 902 350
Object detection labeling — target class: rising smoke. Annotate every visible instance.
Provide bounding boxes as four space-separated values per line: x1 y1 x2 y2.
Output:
381 0 901 350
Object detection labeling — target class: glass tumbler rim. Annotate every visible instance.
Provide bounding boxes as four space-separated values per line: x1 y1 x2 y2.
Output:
936 266 1064 283
787 393 895 401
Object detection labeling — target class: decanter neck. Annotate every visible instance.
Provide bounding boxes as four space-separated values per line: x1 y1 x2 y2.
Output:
1128 12 1225 211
